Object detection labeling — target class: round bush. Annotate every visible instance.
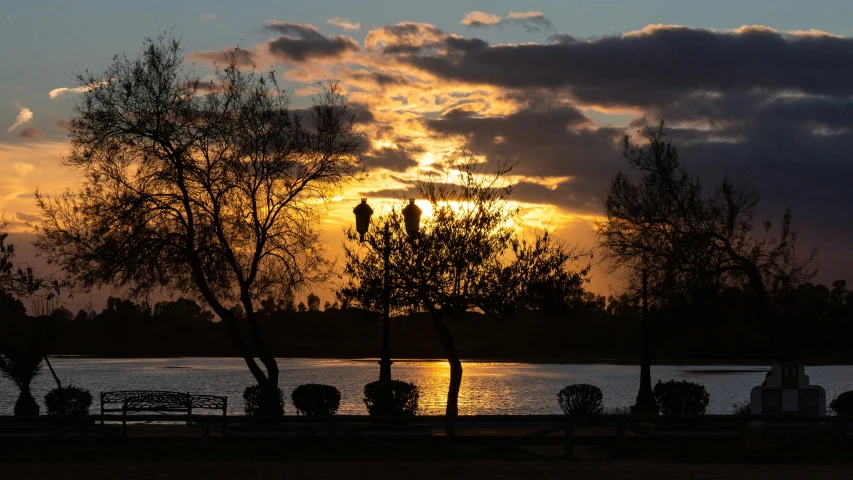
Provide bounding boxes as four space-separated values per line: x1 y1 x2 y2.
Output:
363 380 419 416
243 384 285 416
731 400 751 416
45 385 93 417
653 380 709 415
830 391 853 415
291 384 341 416
557 384 603 416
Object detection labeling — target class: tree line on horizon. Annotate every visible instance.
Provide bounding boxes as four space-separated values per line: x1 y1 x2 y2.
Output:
0 30 829 422
2 275 852 362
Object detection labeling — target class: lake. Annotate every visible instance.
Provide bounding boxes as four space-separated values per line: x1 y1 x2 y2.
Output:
2 358 852 416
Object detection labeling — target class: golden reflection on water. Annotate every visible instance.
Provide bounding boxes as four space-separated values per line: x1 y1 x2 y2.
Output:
399 361 529 415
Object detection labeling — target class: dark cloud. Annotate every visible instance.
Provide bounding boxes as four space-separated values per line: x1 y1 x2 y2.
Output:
265 21 360 62
504 12 553 33
462 11 553 33
404 26 853 107
361 144 421 172
426 105 622 182
15 127 44 140
347 70 412 88
53 119 70 132
348 102 375 124
188 47 257 66
16 212 39 222
365 23 446 55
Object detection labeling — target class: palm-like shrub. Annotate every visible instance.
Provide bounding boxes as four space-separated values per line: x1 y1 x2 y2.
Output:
830 391 853 415
363 380 419 416
45 385 93 417
0 346 43 416
653 380 709 415
243 385 285 416
557 384 603 416
291 384 341 415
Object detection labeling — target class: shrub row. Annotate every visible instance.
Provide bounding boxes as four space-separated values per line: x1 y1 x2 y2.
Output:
558 380 711 416
242 380 420 416
35 381 853 418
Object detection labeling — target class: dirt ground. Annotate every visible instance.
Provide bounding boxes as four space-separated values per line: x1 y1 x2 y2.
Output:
1 461 852 480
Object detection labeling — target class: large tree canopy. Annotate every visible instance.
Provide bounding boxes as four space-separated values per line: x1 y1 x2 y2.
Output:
35 33 361 412
339 158 592 424
596 120 816 357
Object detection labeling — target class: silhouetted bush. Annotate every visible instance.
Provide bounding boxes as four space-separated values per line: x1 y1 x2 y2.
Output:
653 380 709 415
45 385 93 417
243 385 285 416
557 384 603 416
363 380 419 416
830 391 853 415
731 400 751 416
603 406 632 415
291 384 341 415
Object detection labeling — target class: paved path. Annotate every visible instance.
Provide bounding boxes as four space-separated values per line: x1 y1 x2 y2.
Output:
1 461 851 479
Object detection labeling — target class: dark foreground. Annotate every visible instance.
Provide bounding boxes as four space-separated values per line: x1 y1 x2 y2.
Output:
2 460 852 480
3 415 853 479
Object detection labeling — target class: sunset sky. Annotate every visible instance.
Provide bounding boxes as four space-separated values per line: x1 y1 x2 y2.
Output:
3 1 853 309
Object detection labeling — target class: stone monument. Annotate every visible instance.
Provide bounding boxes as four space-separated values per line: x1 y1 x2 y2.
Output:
749 364 825 416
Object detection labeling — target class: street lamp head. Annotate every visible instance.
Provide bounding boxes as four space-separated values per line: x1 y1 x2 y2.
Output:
402 198 422 238
353 198 373 242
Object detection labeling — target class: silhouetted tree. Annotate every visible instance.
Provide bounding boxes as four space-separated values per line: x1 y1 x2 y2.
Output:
339 157 589 430
0 221 64 390
297 302 307 313
597 120 816 358
153 298 214 324
34 32 361 414
0 344 43 416
307 293 320 312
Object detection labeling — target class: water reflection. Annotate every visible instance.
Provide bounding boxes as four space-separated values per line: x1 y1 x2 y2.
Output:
2 358 853 416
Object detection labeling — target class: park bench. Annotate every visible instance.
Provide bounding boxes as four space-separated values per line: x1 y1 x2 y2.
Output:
100 390 228 434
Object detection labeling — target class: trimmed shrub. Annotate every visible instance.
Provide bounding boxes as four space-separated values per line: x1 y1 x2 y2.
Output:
557 384 603 416
364 380 419 416
243 385 285 416
653 380 709 415
830 391 853 416
731 400 751 416
45 385 93 417
291 384 341 415
604 406 632 416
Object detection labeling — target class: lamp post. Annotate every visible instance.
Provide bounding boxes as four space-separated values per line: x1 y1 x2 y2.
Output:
632 268 658 414
354 198 421 383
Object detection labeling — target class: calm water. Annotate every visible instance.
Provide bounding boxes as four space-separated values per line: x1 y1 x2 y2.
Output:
2 358 852 416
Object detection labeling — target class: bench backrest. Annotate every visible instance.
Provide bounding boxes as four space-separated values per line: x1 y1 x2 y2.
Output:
101 390 227 412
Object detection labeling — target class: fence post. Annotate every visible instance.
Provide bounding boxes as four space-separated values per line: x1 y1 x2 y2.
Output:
201 417 210 450
80 414 88 440
563 416 575 459
327 416 337 450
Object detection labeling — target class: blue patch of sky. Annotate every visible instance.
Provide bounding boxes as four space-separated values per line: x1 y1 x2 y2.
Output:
2 0 853 135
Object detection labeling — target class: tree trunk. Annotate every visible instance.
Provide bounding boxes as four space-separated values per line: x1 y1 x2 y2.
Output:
431 311 463 442
242 293 281 417
44 355 61 389
14 387 39 417
741 264 784 361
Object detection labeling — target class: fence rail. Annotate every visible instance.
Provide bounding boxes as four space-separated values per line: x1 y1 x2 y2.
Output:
1 413 852 460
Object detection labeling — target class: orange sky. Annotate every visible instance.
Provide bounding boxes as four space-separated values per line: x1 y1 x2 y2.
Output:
5 16 853 311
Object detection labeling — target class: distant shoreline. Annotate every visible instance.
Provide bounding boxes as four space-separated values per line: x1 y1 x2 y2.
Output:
47 355 848 366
